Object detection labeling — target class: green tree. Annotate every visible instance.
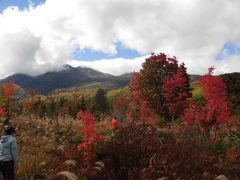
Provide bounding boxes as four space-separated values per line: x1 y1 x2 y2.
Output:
94 88 109 113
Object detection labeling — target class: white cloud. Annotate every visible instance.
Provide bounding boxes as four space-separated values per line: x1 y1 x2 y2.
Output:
0 0 240 78
68 56 147 76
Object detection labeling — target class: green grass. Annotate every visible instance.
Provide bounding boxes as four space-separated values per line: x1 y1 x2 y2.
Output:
191 81 204 102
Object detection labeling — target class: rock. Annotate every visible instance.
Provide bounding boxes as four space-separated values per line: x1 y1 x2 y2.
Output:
215 175 228 180
158 177 169 180
63 159 77 167
57 171 78 180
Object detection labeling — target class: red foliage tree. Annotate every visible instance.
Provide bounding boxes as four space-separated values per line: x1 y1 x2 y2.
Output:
200 67 231 124
77 110 101 163
163 66 191 121
129 53 190 121
184 67 231 131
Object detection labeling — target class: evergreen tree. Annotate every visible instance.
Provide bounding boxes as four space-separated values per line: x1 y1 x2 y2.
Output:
94 88 109 113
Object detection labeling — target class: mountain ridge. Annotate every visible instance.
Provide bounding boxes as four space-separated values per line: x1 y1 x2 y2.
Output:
0 65 132 94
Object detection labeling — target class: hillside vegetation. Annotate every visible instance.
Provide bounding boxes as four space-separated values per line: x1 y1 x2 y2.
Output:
0 54 240 179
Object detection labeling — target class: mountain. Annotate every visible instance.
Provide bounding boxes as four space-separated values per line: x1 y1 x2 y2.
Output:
0 65 131 94
0 65 202 94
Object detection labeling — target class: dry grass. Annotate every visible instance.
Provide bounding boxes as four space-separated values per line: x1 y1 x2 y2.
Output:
17 147 51 179
6 115 82 179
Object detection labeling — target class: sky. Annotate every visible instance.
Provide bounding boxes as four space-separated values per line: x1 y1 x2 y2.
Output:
0 0 240 78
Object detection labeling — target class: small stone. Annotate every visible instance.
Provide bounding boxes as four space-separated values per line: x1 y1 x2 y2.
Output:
158 177 168 180
63 159 77 167
57 144 65 151
39 162 46 166
215 175 228 180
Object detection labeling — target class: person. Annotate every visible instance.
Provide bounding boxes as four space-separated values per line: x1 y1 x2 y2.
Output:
111 117 118 131
0 124 19 180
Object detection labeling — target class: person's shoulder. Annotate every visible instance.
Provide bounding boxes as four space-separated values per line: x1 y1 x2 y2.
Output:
9 136 17 142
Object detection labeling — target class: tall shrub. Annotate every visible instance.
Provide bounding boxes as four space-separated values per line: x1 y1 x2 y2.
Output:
129 53 190 121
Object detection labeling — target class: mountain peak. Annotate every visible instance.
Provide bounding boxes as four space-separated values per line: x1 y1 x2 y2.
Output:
0 65 131 94
62 64 75 69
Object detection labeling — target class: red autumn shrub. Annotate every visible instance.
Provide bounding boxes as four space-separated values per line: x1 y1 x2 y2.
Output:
77 110 101 164
3 81 15 103
98 122 162 179
184 67 231 131
156 126 215 179
47 146 84 180
1 81 15 119
0 107 6 117
49 111 103 179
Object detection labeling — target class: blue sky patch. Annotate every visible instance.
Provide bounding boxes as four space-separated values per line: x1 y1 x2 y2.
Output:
0 0 45 12
71 42 142 61
216 42 240 60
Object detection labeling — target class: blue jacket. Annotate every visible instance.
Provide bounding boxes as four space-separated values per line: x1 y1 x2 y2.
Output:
0 135 19 165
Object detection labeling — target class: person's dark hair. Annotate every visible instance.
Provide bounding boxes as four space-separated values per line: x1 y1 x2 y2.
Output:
3 124 16 135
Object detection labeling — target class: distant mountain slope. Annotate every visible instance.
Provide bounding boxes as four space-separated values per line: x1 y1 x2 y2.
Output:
0 65 131 94
0 64 203 94
189 74 201 82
